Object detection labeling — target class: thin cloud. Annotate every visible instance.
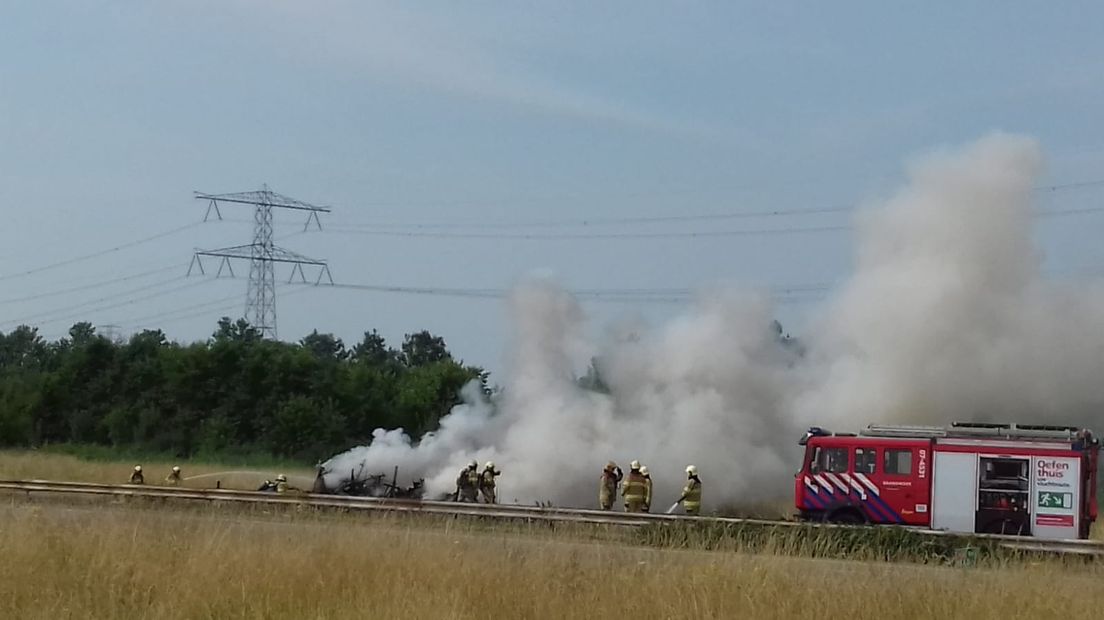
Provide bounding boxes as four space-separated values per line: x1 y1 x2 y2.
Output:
190 1 723 140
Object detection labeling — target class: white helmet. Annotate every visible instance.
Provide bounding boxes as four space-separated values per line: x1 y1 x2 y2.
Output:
484 461 495 470
134 465 142 472
686 465 698 476
605 461 617 471
630 460 641 470
172 466 181 473
639 465 649 475
276 474 287 482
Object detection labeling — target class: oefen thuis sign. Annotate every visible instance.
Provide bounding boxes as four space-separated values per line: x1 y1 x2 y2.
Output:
1032 457 1079 532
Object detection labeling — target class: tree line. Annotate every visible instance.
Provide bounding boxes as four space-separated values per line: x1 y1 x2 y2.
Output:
0 319 486 462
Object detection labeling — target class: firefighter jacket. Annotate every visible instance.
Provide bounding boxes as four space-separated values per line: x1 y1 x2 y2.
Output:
480 468 500 490
598 468 622 508
622 471 647 501
129 472 144 485
642 475 653 510
165 471 181 486
681 477 702 512
276 480 290 493
457 468 480 501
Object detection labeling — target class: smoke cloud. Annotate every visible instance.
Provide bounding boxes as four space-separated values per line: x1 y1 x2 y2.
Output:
325 133 1104 510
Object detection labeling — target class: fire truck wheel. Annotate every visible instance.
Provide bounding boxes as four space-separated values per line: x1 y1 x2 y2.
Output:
826 509 865 525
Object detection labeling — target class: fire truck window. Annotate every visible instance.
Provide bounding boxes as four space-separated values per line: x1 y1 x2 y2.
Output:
825 448 848 473
809 447 823 473
810 447 847 473
883 449 913 476
854 448 877 474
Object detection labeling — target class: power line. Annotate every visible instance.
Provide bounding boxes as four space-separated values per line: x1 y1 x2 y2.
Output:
344 204 856 230
119 292 246 327
37 294 249 342
119 283 314 328
318 281 825 305
331 178 1104 231
322 203 1104 240
0 222 202 283
322 224 853 241
1033 206 1104 218
0 278 207 329
173 276 825 305
1 277 188 328
0 263 185 305
1035 179 1104 192
137 285 316 328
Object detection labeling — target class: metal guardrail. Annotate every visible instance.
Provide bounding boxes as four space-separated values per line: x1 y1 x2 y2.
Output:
2 479 1102 556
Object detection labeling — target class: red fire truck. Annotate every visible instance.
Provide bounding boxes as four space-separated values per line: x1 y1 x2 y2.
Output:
795 422 1100 539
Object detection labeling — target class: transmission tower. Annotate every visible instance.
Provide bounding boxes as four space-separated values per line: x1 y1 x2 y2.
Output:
187 185 334 339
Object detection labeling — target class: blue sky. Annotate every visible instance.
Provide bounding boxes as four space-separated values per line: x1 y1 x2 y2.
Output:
2 1 1102 372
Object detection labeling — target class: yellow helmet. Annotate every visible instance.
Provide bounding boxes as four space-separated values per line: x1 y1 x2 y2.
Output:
686 465 698 476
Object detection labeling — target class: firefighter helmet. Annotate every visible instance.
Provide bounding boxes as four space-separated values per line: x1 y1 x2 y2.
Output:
171 466 180 473
605 461 617 471
630 460 641 470
134 465 142 473
468 460 478 470
276 474 287 482
686 465 698 476
484 461 495 470
639 465 649 476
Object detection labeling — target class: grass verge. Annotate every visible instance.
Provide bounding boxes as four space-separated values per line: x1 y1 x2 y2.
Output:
0 449 315 488
0 501 1100 620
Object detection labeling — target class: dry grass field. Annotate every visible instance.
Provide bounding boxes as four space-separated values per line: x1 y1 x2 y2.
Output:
0 502 1100 620
2 449 1102 618
0 450 316 490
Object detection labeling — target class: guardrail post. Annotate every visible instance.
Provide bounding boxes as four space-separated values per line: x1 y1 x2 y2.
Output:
953 545 977 567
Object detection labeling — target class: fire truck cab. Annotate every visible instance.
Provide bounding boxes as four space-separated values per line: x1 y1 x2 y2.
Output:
795 422 1100 539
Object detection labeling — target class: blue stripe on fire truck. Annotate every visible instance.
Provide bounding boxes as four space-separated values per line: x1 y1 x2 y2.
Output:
850 472 904 523
802 476 827 509
806 473 903 523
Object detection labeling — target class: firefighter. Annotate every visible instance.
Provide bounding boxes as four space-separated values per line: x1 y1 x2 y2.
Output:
622 460 647 513
455 460 480 502
598 461 623 510
479 461 501 504
129 465 144 485
677 465 702 516
311 466 328 494
165 466 182 486
275 474 290 493
639 465 653 513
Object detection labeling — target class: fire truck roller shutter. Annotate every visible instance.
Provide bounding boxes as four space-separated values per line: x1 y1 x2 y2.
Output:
931 451 977 534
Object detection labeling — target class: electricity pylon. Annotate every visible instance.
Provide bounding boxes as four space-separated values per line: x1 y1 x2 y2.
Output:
188 185 333 339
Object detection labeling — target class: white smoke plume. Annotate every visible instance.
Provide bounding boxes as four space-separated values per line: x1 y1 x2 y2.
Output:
325 133 1104 510
801 133 1104 427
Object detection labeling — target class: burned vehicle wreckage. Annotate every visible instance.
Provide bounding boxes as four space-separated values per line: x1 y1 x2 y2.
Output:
311 465 427 499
